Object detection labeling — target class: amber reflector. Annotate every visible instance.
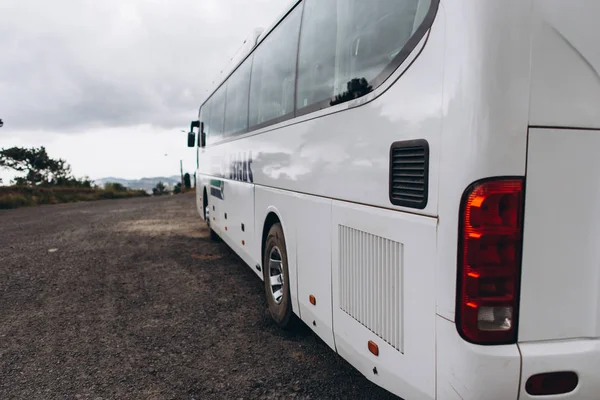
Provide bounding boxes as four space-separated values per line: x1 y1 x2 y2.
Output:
368 341 379 356
309 295 316 305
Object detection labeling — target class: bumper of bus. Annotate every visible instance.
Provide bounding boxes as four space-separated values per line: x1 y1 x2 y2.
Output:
436 315 521 400
437 315 600 400
518 338 600 400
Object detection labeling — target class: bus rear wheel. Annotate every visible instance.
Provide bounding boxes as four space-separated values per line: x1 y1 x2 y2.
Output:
263 223 295 329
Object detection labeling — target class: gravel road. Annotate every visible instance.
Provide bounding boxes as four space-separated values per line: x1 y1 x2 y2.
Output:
0 194 399 400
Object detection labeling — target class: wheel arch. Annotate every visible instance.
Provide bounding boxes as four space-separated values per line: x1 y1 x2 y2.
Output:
261 210 282 270
202 186 208 220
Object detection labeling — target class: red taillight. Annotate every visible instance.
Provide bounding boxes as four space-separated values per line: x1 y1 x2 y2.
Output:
457 178 524 344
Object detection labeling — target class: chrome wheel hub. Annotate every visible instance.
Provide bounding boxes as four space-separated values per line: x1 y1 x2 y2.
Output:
268 246 284 304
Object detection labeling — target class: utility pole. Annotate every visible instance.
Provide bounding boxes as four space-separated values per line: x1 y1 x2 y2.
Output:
180 159 184 193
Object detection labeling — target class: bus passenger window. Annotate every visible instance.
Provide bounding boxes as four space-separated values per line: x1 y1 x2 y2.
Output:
296 0 337 110
296 0 431 112
249 4 302 129
224 57 252 137
208 85 226 144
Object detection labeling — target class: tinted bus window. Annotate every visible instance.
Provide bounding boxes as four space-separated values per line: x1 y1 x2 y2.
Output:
224 58 252 137
208 85 226 144
249 5 302 129
297 0 430 112
296 0 337 109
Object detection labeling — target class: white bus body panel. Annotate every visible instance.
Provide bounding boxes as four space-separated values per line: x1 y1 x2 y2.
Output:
220 179 256 269
332 201 437 400
294 194 336 350
520 128 600 342
435 0 532 321
529 0 600 129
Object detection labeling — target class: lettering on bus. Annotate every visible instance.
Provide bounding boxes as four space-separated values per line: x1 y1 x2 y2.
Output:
210 179 225 200
227 152 254 183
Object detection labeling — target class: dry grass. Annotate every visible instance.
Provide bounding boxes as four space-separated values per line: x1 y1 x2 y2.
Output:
0 185 148 209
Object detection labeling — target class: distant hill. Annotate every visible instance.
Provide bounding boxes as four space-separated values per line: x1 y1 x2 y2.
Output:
94 176 182 193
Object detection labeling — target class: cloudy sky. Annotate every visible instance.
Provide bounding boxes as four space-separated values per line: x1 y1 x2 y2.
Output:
0 0 289 182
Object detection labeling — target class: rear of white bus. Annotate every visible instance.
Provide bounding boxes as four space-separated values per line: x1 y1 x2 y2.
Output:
436 1 600 399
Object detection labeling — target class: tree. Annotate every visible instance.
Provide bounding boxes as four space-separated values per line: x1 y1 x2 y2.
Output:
184 173 191 190
173 182 182 194
152 181 169 196
0 146 71 186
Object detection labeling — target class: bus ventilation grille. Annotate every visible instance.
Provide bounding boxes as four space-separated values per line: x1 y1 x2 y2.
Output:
339 225 404 352
389 139 429 209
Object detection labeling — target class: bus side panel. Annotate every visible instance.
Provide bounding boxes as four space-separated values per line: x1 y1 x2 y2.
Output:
435 0 532 321
295 194 335 350
332 201 437 400
218 179 256 270
529 0 600 130
255 186 300 313
207 178 225 238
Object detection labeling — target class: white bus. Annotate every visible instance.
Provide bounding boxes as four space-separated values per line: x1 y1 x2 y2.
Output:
187 0 600 398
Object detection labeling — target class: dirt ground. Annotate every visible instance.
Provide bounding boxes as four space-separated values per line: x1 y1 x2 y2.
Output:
0 194 399 400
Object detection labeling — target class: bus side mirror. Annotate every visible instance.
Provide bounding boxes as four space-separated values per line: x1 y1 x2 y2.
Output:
199 122 206 148
188 120 200 148
187 131 196 147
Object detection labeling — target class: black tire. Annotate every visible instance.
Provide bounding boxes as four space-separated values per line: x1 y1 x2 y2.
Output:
209 227 219 241
263 223 295 329
206 214 220 242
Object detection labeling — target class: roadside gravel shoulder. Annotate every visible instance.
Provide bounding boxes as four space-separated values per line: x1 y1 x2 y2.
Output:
0 194 399 399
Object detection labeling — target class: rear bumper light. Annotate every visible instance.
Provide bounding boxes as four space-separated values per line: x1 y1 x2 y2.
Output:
456 177 525 344
526 372 578 396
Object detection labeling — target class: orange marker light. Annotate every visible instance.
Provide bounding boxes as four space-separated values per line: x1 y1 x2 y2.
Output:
242 240 245 246
309 295 316 305
225 226 228 231
368 341 379 356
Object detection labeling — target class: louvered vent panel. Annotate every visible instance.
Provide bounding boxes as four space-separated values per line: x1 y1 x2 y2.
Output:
339 225 404 352
389 140 429 209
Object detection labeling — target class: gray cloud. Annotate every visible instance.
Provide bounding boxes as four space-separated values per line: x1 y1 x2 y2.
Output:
0 0 287 132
